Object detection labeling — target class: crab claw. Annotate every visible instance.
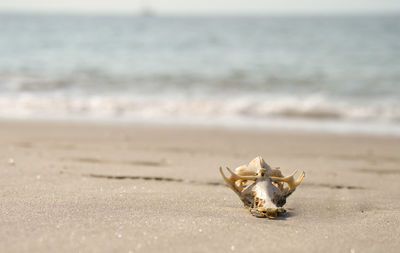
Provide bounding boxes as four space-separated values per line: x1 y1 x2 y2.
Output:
270 170 305 192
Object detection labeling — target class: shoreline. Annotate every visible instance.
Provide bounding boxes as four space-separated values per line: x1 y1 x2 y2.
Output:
1 119 399 252
1 117 399 138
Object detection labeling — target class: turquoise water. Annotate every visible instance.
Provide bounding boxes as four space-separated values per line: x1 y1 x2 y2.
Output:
0 13 399 134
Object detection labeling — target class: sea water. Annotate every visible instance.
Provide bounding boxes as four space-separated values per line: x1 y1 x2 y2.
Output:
0 13 399 134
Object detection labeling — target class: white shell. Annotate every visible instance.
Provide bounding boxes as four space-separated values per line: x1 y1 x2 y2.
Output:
220 156 305 218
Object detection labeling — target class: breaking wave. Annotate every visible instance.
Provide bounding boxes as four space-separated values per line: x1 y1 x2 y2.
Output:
0 93 399 135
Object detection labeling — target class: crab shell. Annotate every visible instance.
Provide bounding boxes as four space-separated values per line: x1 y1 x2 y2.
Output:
219 156 305 218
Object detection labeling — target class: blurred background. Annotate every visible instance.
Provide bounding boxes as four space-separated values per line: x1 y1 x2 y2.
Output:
0 0 399 134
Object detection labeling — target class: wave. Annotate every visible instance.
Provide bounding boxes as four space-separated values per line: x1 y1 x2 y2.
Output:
0 93 399 135
2 70 399 99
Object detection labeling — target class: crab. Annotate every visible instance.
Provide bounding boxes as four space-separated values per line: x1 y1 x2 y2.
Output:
219 156 305 218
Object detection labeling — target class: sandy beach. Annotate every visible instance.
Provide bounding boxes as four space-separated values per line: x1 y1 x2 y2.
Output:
0 120 399 252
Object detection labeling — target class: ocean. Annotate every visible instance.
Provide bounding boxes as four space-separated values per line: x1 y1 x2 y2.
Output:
0 13 399 134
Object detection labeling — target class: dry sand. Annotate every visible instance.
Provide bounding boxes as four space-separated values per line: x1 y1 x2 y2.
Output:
0 120 399 252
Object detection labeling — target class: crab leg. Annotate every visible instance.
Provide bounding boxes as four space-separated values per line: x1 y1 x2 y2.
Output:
219 167 245 191
219 167 255 205
226 167 258 181
270 170 305 191
219 167 235 185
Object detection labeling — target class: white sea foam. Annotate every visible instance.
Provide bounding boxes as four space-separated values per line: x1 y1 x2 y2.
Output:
0 93 399 135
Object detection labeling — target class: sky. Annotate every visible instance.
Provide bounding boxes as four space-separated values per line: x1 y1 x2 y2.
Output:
0 0 399 14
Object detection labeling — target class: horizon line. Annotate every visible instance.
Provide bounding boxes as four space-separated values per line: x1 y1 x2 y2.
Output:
0 8 399 17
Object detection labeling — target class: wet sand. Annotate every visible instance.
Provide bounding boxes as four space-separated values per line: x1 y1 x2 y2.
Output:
0 120 399 252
